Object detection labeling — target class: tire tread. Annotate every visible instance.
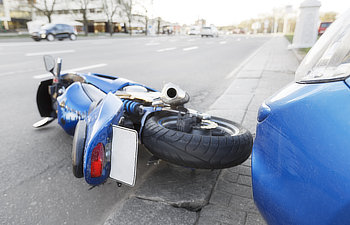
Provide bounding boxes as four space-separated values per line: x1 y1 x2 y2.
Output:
142 112 252 169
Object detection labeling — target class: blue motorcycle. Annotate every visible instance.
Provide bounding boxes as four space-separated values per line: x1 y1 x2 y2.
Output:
34 56 253 186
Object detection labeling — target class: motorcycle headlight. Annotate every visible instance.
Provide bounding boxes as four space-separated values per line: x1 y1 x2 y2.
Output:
295 9 350 84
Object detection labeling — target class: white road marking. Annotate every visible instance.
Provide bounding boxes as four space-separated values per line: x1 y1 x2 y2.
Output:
225 41 268 79
26 50 75 56
183 46 198 51
33 63 107 79
0 71 16 77
157 47 176 52
0 68 43 77
237 38 241 41
219 41 227 44
145 42 160 46
188 39 195 42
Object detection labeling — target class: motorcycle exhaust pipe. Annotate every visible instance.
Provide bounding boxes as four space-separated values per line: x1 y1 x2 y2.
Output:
160 83 190 106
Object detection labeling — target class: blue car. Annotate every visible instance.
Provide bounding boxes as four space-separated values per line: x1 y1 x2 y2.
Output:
252 10 350 225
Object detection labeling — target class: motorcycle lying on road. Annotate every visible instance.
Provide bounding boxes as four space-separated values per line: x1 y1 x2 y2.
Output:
34 56 253 187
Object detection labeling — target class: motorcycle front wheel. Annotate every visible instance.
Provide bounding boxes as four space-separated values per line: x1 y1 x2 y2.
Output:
142 111 252 169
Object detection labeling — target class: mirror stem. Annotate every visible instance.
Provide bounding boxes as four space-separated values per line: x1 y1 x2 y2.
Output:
56 58 62 80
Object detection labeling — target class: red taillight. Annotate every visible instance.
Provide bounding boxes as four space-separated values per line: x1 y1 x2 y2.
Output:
91 143 104 178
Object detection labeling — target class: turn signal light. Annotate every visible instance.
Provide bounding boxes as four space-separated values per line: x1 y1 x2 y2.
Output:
91 143 104 178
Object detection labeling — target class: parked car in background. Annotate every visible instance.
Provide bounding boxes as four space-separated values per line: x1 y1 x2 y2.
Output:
188 26 200 35
201 26 218 37
318 21 332 35
31 23 77 41
233 28 245 34
252 9 350 225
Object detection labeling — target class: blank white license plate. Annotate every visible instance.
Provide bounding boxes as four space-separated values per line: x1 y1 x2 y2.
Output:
110 125 138 186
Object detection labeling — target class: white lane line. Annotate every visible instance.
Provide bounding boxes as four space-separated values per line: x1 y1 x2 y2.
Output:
33 63 107 79
220 41 227 44
157 47 176 52
183 46 198 51
146 42 160 46
26 50 75 56
0 71 16 77
225 41 268 79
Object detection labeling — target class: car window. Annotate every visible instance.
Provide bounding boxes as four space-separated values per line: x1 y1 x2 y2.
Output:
321 23 331 28
295 9 350 81
41 24 55 30
56 24 64 30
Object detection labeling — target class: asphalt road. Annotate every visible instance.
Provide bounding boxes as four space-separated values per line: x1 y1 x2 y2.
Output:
0 34 270 224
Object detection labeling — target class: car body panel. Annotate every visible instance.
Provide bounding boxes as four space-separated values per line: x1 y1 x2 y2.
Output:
252 81 350 225
201 26 218 37
318 22 332 35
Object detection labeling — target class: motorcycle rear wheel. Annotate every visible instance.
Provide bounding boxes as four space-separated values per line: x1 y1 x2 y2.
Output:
142 111 252 169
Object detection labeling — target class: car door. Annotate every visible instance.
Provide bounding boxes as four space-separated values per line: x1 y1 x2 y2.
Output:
55 24 65 38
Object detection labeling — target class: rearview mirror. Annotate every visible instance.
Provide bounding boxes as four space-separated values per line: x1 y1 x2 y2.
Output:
43 55 55 73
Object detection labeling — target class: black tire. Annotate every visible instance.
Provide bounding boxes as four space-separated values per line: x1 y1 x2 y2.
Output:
47 34 54 41
69 34 77 41
142 111 253 169
72 120 86 178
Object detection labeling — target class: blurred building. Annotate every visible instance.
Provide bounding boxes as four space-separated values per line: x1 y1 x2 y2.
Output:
194 18 206 27
0 0 11 30
0 0 129 33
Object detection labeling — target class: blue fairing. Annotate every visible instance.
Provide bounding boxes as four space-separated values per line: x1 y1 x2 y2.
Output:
69 73 157 93
252 81 350 225
57 82 91 135
83 93 123 185
57 73 157 136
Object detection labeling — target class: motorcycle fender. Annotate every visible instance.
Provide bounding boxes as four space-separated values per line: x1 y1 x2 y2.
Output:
83 93 124 186
36 79 56 117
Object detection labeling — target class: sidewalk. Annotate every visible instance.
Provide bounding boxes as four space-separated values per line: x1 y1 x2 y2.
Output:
104 36 300 225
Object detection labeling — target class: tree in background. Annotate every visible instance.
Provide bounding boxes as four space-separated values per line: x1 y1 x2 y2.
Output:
29 0 57 23
320 11 337 22
76 0 91 36
119 0 133 36
102 0 119 36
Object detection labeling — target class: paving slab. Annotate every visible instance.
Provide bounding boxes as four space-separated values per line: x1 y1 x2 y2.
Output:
104 197 197 225
209 94 254 110
135 163 220 211
197 204 246 225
